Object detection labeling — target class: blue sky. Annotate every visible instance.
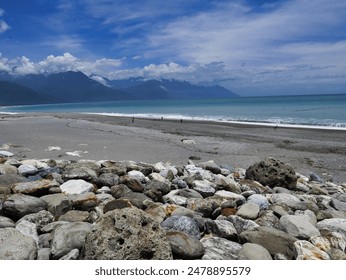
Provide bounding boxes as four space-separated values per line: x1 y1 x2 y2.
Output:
0 0 346 96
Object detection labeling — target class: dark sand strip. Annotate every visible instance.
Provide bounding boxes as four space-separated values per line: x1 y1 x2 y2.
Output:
1 113 346 182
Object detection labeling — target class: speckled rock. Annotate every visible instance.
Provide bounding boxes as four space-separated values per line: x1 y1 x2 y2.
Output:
83 208 172 260
0 228 37 259
161 215 200 239
201 236 242 260
293 240 330 260
245 157 297 189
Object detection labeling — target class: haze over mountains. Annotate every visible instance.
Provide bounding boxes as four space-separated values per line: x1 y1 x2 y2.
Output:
0 71 238 106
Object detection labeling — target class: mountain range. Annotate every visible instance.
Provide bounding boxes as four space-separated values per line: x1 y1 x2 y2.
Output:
0 71 239 106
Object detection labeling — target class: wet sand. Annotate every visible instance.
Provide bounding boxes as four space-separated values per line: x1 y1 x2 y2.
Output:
1 113 346 182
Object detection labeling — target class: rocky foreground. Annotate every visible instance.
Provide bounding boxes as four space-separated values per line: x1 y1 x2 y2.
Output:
0 153 346 260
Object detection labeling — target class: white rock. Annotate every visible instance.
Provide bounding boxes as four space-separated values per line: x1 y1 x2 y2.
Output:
21 159 49 169
317 218 346 239
128 170 146 182
59 179 94 195
214 190 246 204
18 164 38 175
15 220 39 247
0 151 14 158
293 240 330 260
192 180 216 197
280 215 320 239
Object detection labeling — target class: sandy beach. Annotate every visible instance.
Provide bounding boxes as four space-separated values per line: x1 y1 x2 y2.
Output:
1 112 346 182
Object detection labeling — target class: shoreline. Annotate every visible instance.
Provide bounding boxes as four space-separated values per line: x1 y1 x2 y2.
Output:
1 112 346 183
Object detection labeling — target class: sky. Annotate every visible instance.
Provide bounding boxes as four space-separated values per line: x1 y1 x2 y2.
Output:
0 0 346 96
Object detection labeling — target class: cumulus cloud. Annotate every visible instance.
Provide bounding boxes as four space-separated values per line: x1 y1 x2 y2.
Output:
2 53 124 77
0 8 10 33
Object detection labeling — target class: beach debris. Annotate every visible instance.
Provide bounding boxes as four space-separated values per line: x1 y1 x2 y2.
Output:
45 146 61 152
65 151 88 157
181 139 196 145
0 156 346 260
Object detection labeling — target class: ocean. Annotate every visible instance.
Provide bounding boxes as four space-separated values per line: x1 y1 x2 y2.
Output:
1 94 346 129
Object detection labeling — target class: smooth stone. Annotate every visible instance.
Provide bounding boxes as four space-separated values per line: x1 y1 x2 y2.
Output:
161 216 200 239
110 184 133 199
121 176 144 192
162 190 188 206
279 215 320 239
239 226 298 259
37 248 51 260
212 174 241 193
51 221 92 259
0 228 37 259
236 202 260 220
214 190 246 205
335 193 346 203
127 170 146 182
247 194 269 210
293 240 330 260
191 180 217 198
103 199 132 213
145 204 166 223
59 179 94 195
186 196 225 218
197 160 221 174
200 236 242 260
166 230 205 259
3 194 47 220
122 192 152 210
270 193 307 210
317 218 346 239
330 198 346 212
94 173 120 187
83 208 172 260
41 193 73 219
295 209 317 225
59 249 80 260
70 192 99 211
62 167 97 181
58 210 90 222
0 151 14 158
144 180 171 202
18 164 39 176
238 243 272 260
0 215 15 228
0 164 17 175
11 179 52 196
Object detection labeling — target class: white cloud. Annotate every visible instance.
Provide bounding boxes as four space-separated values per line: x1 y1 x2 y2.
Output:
3 53 124 77
0 8 10 33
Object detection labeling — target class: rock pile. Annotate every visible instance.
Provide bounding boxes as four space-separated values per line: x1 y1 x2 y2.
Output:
0 155 345 260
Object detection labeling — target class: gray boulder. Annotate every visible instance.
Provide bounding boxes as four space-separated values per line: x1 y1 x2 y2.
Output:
161 216 201 239
166 230 205 259
245 157 297 189
317 218 346 239
144 180 171 202
83 208 172 260
279 215 320 239
51 222 92 259
3 194 47 220
238 243 272 260
11 179 52 196
0 228 37 259
41 193 73 219
0 216 15 228
239 226 298 259
236 202 260 220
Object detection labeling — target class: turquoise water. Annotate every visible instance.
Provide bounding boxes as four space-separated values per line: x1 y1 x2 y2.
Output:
1 94 346 128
